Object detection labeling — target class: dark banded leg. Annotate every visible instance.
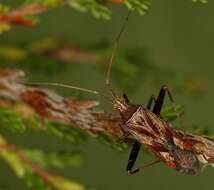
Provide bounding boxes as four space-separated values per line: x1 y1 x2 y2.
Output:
146 95 156 110
153 85 183 128
126 86 172 175
126 140 142 175
153 85 174 115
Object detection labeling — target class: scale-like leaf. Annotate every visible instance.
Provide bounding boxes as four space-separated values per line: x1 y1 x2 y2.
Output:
24 149 84 169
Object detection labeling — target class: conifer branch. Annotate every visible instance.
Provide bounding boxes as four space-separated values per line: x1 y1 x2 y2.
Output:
0 0 207 33
0 134 88 190
0 68 123 139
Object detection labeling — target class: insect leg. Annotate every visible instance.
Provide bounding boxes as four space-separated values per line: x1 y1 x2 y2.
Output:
126 140 142 175
126 95 158 175
152 85 169 115
153 85 183 128
127 160 160 175
146 95 156 110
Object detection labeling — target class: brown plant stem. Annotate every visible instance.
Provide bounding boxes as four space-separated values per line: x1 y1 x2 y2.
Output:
0 68 122 139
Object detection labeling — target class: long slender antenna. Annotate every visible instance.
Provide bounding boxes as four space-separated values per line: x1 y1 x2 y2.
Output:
23 12 131 104
106 10 132 97
23 82 113 103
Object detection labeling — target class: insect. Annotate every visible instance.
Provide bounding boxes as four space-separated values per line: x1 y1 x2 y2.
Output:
28 11 214 175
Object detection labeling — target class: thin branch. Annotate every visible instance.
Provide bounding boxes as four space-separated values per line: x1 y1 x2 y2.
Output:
0 68 123 139
0 136 86 190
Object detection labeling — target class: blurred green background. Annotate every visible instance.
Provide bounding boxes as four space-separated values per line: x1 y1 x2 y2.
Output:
0 0 214 190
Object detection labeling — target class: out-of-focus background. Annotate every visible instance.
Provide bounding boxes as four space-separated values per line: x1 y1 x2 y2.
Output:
0 0 214 190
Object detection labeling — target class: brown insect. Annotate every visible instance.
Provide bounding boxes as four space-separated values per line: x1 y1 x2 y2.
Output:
28 11 214 175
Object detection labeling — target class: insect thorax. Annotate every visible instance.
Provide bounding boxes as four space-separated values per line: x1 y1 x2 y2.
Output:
123 106 166 150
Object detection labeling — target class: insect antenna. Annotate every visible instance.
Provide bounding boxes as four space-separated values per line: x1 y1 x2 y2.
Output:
22 81 113 104
23 11 132 105
106 10 132 99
